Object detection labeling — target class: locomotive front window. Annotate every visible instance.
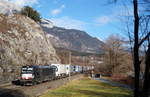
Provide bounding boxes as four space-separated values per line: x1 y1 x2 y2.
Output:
21 67 33 74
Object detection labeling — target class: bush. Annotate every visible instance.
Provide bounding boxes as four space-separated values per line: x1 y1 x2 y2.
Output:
20 6 41 22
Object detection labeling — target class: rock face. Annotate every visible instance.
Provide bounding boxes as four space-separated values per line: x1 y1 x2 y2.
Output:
41 19 104 54
0 15 60 83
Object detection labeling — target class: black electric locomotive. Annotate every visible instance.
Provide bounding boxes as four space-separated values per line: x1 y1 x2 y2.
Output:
20 65 56 85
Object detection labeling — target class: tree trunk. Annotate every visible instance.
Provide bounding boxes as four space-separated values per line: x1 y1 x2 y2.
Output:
133 0 140 97
142 44 150 97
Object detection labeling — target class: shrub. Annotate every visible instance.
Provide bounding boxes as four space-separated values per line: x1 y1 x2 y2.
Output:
20 6 41 22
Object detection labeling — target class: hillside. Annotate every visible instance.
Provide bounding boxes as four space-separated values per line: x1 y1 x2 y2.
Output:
41 19 104 54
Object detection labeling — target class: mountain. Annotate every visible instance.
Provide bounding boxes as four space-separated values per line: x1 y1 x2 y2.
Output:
0 15 60 83
41 19 104 54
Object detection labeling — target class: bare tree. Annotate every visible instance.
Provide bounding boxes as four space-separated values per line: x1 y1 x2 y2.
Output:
108 0 150 97
102 34 132 76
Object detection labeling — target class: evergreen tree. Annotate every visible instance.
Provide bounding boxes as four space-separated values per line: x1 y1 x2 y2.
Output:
21 6 41 22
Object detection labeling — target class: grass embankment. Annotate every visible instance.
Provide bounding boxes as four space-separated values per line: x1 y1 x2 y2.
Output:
40 77 133 97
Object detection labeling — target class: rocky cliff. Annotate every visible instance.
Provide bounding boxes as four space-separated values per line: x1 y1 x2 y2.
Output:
0 15 60 83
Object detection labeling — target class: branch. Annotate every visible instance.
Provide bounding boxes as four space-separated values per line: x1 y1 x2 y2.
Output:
139 32 150 47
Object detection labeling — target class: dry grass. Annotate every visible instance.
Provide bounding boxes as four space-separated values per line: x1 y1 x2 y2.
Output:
40 77 133 97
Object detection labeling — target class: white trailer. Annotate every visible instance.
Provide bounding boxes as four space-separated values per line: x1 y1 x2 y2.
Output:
51 64 67 77
78 66 82 72
75 65 82 73
65 65 70 75
69 65 75 74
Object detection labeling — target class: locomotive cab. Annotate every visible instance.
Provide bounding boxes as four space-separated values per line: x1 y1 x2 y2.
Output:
21 66 34 79
20 66 35 85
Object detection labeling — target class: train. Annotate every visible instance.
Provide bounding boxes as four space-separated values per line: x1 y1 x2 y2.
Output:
19 64 94 85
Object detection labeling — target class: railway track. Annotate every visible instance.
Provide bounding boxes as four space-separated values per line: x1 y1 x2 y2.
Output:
0 74 83 97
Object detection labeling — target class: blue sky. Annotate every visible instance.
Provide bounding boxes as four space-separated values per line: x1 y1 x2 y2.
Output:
1 0 132 41
32 0 125 40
